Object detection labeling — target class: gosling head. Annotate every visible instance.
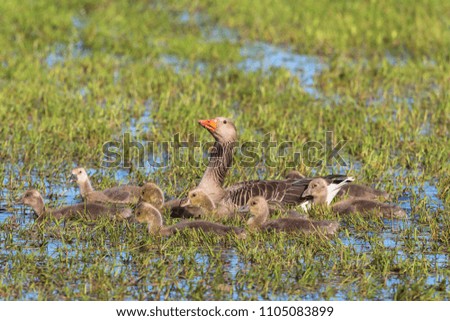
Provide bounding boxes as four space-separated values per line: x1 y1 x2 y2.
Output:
240 196 269 229
19 189 45 216
198 117 237 143
239 196 269 218
140 183 164 208
71 167 89 184
134 202 162 225
246 196 270 217
182 189 215 210
20 189 42 206
302 178 328 200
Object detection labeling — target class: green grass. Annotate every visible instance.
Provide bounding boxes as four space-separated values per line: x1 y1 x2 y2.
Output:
0 0 449 300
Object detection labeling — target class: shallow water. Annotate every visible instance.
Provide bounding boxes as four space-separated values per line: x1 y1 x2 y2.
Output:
45 41 90 68
238 42 324 97
173 11 324 96
0 163 446 300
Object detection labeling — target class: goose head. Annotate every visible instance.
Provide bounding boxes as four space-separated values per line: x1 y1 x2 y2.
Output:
302 178 328 203
20 189 42 206
134 202 162 227
240 196 269 229
140 183 165 209
71 167 89 184
245 196 270 218
19 189 45 216
198 117 237 143
181 189 215 210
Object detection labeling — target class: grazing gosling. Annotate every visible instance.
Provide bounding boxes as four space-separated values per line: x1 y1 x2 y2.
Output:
303 178 406 219
71 167 141 204
242 196 339 236
20 189 131 220
135 202 245 237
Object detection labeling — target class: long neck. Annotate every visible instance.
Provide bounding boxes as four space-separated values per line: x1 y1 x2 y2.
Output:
78 179 94 197
32 196 46 217
197 141 235 202
247 206 269 229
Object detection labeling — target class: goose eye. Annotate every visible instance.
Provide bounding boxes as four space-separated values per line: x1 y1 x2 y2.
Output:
223 120 227 124
251 201 256 206
192 193 196 198
78 170 82 174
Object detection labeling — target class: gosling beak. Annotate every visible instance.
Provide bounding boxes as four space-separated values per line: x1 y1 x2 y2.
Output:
237 205 249 213
198 119 218 132
180 198 190 207
302 188 312 197
69 174 77 183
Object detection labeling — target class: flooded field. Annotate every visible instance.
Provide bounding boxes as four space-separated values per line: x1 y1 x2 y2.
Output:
0 0 449 300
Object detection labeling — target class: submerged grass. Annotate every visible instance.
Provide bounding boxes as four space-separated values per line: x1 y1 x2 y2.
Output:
0 0 449 300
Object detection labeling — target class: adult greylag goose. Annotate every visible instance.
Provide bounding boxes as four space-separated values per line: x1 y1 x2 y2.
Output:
135 202 245 237
302 178 406 219
71 167 141 204
285 170 389 200
161 116 237 217
197 117 353 209
19 189 131 220
241 196 339 236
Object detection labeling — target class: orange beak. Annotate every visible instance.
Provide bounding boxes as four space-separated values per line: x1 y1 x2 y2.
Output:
198 119 217 132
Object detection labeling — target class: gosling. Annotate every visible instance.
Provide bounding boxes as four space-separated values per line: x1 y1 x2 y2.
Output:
285 170 389 200
303 178 406 219
139 182 165 209
242 196 339 236
19 189 131 220
180 189 234 219
71 167 141 204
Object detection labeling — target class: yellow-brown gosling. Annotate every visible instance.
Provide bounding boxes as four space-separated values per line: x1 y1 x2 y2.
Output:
139 182 165 209
180 189 235 219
